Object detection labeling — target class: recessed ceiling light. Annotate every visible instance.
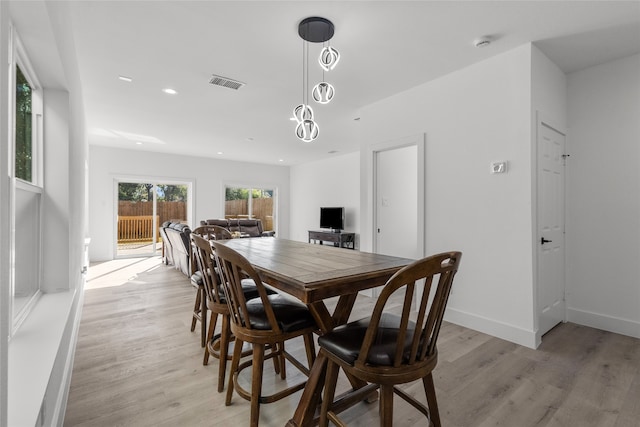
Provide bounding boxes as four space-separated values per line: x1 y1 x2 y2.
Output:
279 159 284 162
136 142 142 145
162 88 178 95
119 75 133 82
217 151 223 155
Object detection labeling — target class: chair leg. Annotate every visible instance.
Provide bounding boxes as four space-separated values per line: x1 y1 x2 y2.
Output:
200 287 207 347
226 337 244 406
190 287 201 332
203 311 219 365
379 384 394 426
423 373 441 427
319 358 340 427
217 315 230 393
271 342 281 376
250 343 266 427
279 341 286 380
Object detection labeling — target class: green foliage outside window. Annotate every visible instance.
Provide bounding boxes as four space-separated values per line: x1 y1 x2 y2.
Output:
157 184 187 202
15 65 32 182
118 183 188 202
225 187 273 201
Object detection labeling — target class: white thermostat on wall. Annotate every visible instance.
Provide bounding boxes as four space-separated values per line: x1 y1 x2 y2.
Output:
490 161 508 174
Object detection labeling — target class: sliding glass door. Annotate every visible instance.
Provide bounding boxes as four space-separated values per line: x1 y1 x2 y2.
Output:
116 181 189 258
224 186 275 233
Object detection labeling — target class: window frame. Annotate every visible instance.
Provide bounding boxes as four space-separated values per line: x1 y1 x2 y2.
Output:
223 183 277 233
12 33 43 187
9 27 44 335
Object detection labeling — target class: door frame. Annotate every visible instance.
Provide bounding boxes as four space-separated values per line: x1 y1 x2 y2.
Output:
533 112 567 346
113 176 193 259
369 134 426 297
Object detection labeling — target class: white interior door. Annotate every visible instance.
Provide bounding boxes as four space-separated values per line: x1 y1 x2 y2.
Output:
375 145 418 259
537 121 566 338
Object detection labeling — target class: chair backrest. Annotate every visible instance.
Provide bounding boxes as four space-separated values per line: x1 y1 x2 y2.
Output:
190 234 225 305
357 251 462 369
210 241 282 334
192 225 232 240
190 225 232 274
210 225 233 240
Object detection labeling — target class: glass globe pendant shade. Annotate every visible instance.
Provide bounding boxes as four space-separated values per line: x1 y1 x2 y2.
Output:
312 82 335 104
295 119 319 142
319 46 340 71
293 103 314 123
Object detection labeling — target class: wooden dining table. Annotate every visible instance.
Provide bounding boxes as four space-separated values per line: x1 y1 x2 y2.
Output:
218 237 414 427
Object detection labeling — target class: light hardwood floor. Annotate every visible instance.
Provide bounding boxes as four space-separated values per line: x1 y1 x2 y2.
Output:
64 256 640 427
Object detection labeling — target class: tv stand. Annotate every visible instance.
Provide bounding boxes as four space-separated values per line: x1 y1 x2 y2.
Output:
308 230 355 249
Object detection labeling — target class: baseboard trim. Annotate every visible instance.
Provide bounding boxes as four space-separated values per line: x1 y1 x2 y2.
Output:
444 307 538 349
567 307 640 339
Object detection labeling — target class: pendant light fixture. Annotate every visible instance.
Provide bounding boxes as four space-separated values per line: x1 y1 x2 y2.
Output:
293 17 340 142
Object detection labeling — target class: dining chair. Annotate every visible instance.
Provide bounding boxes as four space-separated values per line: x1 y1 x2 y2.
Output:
189 225 235 347
210 240 318 427
191 233 261 392
316 251 462 427
188 226 216 346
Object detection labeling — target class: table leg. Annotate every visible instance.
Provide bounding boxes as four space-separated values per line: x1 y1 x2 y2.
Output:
289 293 375 426
287 351 328 427
308 302 334 334
332 293 358 326
308 293 358 335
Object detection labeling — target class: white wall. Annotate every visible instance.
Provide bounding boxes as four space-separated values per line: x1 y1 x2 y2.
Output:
1 2 89 426
88 146 290 261
566 53 640 339
43 89 71 291
359 44 538 347
290 152 360 245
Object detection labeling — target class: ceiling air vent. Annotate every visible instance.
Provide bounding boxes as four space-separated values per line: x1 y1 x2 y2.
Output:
209 74 245 90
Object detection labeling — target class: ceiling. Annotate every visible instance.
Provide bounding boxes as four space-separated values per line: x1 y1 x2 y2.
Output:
10 1 640 166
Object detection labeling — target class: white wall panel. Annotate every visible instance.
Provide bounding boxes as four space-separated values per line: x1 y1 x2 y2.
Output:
566 53 640 338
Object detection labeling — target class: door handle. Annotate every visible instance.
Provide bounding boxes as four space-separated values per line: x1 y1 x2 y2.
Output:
541 237 552 244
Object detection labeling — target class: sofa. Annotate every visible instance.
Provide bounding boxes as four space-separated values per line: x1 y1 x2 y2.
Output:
161 221 192 276
199 218 275 237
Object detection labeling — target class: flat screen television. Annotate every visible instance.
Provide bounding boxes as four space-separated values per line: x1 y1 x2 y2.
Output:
320 207 344 232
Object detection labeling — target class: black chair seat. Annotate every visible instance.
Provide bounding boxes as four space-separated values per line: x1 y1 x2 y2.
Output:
318 313 417 366
246 294 316 332
191 271 263 300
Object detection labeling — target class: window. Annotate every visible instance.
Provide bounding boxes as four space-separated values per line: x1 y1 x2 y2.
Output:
15 65 33 182
10 31 43 332
224 186 275 232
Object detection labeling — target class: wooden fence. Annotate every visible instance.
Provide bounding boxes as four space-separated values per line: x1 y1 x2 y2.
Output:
118 201 185 243
118 201 186 225
225 198 274 231
118 215 160 242
116 199 274 243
